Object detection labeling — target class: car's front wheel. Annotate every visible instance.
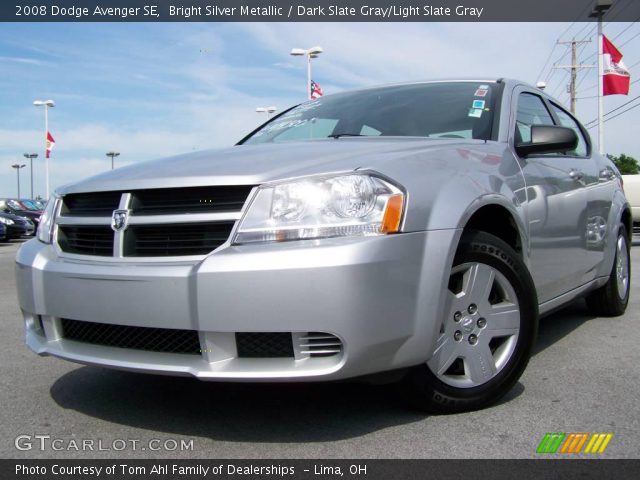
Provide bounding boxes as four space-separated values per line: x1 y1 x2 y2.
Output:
408 230 538 413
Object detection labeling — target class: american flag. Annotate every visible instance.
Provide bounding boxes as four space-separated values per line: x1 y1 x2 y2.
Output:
310 80 323 100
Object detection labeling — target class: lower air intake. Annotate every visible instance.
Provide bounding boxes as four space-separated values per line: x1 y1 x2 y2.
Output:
60 318 202 355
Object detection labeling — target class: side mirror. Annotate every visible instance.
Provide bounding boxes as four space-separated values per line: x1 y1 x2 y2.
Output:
516 125 578 157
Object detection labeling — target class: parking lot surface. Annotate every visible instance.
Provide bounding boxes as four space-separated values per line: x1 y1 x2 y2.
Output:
1 239 638 458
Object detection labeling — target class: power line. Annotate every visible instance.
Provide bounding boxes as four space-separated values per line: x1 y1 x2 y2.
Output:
536 1 596 82
584 94 640 126
586 101 640 129
619 30 640 48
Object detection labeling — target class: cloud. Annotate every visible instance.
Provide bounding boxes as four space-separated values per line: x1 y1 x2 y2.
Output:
0 55 48 66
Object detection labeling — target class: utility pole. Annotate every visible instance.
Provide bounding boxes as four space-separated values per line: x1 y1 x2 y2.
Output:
553 38 593 114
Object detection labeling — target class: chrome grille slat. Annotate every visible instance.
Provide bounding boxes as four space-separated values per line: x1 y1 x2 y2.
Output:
297 332 343 358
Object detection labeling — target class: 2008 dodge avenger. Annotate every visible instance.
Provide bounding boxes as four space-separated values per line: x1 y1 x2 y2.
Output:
16 79 630 412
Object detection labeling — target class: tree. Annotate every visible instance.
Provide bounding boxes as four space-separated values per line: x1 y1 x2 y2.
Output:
607 153 640 175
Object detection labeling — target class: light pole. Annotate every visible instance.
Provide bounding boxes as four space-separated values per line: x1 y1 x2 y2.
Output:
33 99 55 198
106 151 120 170
23 153 38 199
256 106 277 118
11 164 26 198
290 46 323 100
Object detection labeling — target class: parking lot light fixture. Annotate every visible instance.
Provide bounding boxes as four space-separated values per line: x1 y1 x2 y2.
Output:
23 153 38 199
106 151 120 170
290 46 323 100
256 106 277 118
11 163 27 198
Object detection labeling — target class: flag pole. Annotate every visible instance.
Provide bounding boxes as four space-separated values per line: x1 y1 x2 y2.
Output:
597 11 604 155
590 1 612 155
45 104 50 198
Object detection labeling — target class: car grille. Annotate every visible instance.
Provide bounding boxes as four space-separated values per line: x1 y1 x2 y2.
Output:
63 191 123 216
235 332 343 359
60 318 202 355
58 226 114 256
57 186 254 258
236 333 295 358
125 222 235 257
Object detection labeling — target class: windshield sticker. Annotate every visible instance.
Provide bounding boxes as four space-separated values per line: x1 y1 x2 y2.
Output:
468 108 483 118
251 118 312 137
472 100 485 109
474 89 488 97
478 85 489 90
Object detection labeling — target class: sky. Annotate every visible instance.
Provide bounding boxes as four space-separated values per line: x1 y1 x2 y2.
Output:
0 19 639 199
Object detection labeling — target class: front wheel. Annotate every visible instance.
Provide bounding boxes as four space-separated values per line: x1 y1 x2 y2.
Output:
408 231 538 413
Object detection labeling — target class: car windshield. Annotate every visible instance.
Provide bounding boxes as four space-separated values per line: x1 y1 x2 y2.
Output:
19 200 42 211
242 82 497 145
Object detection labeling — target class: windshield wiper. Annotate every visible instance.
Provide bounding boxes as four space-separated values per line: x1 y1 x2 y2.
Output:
327 133 365 139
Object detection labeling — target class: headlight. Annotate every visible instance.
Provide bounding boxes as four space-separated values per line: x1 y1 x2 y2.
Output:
37 196 59 244
0 217 14 225
234 173 405 244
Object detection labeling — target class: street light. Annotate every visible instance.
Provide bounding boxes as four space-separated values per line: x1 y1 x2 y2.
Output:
256 106 277 118
33 99 55 198
23 153 38 199
11 164 26 198
290 46 323 100
106 151 120 170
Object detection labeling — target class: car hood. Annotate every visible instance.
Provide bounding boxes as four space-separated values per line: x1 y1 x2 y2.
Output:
58 137 488 194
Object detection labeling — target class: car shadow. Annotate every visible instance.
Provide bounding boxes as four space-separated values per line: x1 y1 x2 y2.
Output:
50 368 429 442
533 298 596 356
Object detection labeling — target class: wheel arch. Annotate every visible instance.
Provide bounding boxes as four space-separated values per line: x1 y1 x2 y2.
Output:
456 198 528 262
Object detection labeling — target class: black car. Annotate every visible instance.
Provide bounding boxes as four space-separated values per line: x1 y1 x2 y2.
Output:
0 199 41 230
0 223 6 241
0 212 29 240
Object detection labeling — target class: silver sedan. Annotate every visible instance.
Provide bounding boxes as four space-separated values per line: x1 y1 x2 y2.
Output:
15 79 630 413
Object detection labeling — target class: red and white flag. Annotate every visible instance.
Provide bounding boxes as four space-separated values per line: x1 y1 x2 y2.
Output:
310 80 323 100
46 131 55 158
603 35 630 96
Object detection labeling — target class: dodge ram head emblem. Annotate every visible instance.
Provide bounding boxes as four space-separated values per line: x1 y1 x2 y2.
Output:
111 209 130 232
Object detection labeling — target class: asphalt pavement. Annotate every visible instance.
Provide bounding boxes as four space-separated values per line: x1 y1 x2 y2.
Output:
1 239 638 459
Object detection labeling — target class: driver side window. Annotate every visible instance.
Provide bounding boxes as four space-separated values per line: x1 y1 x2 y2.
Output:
515 93 554 144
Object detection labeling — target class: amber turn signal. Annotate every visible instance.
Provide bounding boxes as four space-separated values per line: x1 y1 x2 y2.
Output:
381 194 404 233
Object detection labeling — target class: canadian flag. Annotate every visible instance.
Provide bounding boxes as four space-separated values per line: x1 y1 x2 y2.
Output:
602 35 630 96
46 131 55 158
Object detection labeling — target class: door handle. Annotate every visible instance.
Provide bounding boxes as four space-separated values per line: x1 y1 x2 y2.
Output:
569 169 584 181
599 168 615 181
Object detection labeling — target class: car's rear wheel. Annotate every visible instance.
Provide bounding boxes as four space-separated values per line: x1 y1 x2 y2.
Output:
585 223 630 317
408 230 538 413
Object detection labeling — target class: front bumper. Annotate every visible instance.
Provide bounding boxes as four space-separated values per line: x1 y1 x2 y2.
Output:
16 230 458 381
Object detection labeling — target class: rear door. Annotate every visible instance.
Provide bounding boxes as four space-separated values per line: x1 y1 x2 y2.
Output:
511 89 590 303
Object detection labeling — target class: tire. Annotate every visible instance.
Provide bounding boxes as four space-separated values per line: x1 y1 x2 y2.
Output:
408 230 539 414
585 224 630 317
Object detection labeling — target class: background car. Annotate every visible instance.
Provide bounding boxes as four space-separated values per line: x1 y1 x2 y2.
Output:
0 198 41 230
0 212 29 240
